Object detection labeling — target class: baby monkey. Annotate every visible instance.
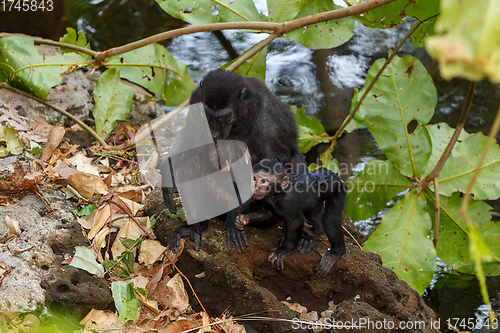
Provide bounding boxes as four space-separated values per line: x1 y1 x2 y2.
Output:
235 158 347 277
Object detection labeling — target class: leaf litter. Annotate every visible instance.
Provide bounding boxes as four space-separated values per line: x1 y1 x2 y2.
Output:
0 103 246 332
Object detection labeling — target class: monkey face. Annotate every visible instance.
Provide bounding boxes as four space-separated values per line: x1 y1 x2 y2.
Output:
251 171 275 200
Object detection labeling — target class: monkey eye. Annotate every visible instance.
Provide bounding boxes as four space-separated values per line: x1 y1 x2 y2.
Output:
252 176 256 181
260 179 266 184
239 86 248 99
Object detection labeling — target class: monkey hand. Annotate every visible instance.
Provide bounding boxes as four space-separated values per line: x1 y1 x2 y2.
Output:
168 223 207 253
297 233 315 254
268 247 292 270
225 221 248 254
235 214 250 231
315 247 341 277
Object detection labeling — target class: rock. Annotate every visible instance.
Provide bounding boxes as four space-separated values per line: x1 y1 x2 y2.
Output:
152 188 439 333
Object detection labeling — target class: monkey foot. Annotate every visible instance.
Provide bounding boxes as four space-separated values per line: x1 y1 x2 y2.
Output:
315 247 342 277
268 247 292 270
297 233 315 254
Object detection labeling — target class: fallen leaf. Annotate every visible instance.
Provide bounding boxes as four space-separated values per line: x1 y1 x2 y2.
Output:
5 215 21 236
50 161 80 179
69 246 104 276
93 227 110 263
111 219 143 260
68 152 99 175
41 126 65 161
114 195 144 216
0 262 9 286
138 239 166 267
135 288 159 316
88 204 111 239
166 274 189 314
159 319 201 333
80 309 119 330
0 125 23 157
28 115 51 130
67 172 108 199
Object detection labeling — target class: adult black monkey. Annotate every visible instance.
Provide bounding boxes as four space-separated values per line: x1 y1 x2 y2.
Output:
235 158 347 277
162 70 305 253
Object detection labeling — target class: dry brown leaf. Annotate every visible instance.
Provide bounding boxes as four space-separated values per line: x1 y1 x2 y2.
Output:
67 172 108 199
113 195 144 216
5 215 21 236
111 219 143 260
135 289 160 316
42 126 65 162
29 115 50 130
198 312 217 333
88 204 111 240
49 162 80 179
166 274 189 314
76 214 93 229
93 227 109 263
68 152 99 175
80 309 119 330
218 314 247 333
138 239 166 267
0 262 10 286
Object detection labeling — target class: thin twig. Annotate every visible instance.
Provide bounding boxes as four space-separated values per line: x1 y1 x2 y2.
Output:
433 179 440 247
416 81 477 192
164 251 220 333
322 19 422 159
0 83 108 147
342 225 362 250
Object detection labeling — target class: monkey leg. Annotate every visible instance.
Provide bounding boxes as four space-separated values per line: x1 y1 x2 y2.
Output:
168 221 208 253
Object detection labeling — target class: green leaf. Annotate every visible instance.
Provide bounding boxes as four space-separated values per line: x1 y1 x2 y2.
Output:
0 125 23 157
285 0 354 49
437 133 500 200
59 27 92 60
119 251 135 273
416 123 470 178
157 0 264 25
424 192 499 275
353 55 437 178
119 238 137 250
0 37 87 99
289 106 329 153
355 0 440 29
345 160 413 221
222 45 268 82
267 0 311 22
344 88 365 133
107 44 194 106
69 246 105 276
29 140 43 155
92 68 134 140
426 0 500 83
363 192 436 294
112 281 138 323
410 17 437 47
72 204 97 217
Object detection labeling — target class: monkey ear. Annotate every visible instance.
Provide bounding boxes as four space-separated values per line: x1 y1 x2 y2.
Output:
239 86 248 99
281 175 290 190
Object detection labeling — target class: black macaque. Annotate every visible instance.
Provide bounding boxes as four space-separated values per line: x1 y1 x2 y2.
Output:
162 70 306 253
235 158 347 277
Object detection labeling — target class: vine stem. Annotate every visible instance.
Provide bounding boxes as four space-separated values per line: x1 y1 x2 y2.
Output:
460 106 500 322
321 19 422 159
416 81 476 193
0 83 108 147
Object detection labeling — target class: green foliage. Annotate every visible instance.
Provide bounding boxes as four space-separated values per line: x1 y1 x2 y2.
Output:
0 125 23 157
426 0 500 83
0 36 87 99
59 27 92 60
106 44 195 106
344 160 412 221
92 68 134 140
111 281 139 324
354 0 440 29
72 204 97 217
289 106 329 153
352 54 437 178
223 45 268 81
30 140 43 155
424 192 499 276
364 192 436 294
284 0 354 49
